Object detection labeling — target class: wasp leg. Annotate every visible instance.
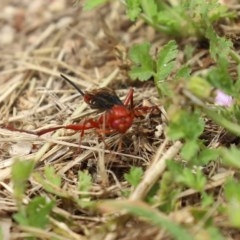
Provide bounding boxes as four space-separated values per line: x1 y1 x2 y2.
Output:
133 106 160 117
123 88 134 109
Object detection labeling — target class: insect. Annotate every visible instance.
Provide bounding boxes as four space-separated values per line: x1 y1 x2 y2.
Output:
4 74 159 137
38 74 160 136
37 74 136 136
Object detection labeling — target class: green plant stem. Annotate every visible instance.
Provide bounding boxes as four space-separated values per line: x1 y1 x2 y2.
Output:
230 50 240 64
203 108 240 136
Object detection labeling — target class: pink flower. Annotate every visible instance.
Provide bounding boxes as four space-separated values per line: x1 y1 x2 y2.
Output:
215 90 233 107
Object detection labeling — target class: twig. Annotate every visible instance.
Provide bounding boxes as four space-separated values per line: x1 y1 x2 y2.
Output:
130 141 183 201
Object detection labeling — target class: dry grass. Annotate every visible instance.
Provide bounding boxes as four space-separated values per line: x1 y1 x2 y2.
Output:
0 0 239 239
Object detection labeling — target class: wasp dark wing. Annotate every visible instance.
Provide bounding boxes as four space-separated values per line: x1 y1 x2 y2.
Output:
85 88 123 110
60 74 122 111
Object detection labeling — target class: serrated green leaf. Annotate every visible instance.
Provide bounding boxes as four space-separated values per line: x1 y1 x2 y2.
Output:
45 166 61 188
129 42 154 81
208 64 233 92
194 169 207 191
180 140 199 161
78 170 92 192
220 146 240 169
177 168 206 192
201 192 214 208
12 159 35 202
225 179 240 201
129 67 154 81
206 27 232 61
13 196 55 228
12 159 35 185
83 0 109 10
175 66 191 79
33 167 64 196
13 212 29 226
126 0 141 21
27 197 55 228
166 160 182 176
156 9 185 36
167 110 204 141
196 149 219 165
77 171 93 208
156 40 178 81
124 167 143 187
140 0 157 18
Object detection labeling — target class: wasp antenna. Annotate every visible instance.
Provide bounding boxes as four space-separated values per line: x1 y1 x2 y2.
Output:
60 74 85 96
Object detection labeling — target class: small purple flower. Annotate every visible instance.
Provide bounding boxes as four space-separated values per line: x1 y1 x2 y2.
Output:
215 90 234 107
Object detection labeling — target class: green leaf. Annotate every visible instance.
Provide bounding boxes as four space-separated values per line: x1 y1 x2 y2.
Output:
34 166 63 196
129 42 154 81
176 168 206 192
206 26 232 61
78 170 92 192
207 59 233 91
225 179 240 201
123 0 231 38
201 192 214 208
191 208 213 227
224 179 240 227
175 66 191 79
124 167 143 187
180 140 199 161
77 170 93 208
42 166 61 194
126 0 142 21
166 160 183 176
196 0 231 24
13 211 28 226
196 148 219 165
167 110 205 141
140 0 157 19
13 196 55 228
12 159 35 202
83 0 109 10
220 146 240 169
156 40 178 81
156 8 188 37
45 166 61 188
